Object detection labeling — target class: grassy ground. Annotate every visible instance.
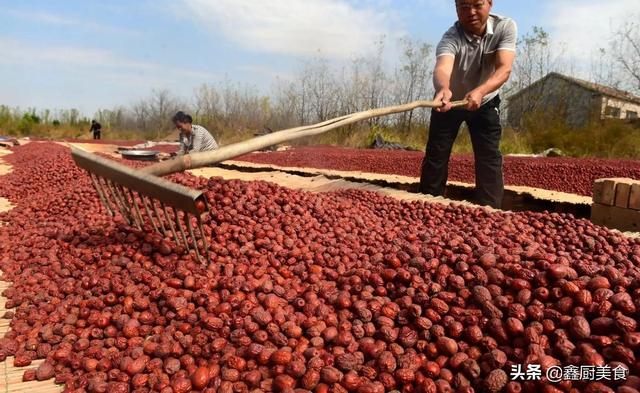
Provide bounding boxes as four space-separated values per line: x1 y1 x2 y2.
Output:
300 121 553 154
522 120 640 158
293 119 640 158
0 123 147 141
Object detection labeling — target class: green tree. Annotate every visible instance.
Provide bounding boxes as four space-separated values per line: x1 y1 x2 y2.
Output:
17 112 40 135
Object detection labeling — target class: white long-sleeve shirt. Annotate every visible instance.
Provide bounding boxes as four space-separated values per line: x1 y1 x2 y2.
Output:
178 124 219 155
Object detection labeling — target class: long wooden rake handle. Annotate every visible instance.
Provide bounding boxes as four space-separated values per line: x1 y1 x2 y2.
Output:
141 99 468 177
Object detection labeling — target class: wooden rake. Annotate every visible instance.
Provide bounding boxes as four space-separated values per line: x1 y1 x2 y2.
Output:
71 99 467 261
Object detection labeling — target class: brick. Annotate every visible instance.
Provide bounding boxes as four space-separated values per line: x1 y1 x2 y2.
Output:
591 203 640 232
615 182 631 208
630 183 640 210
593 180 605 204
593 179 617 205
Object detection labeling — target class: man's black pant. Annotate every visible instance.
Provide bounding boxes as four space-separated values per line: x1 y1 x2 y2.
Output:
93 131 101 140
419 95 503 208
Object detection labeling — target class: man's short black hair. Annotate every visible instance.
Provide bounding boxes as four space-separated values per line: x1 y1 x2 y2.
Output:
172 111 193 124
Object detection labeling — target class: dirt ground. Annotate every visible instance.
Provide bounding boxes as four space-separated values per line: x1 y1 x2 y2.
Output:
0 149 12 177
0 147 13 214
0 199 10 214
59 142 120 155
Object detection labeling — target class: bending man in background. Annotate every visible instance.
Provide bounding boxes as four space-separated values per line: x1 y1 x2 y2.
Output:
419 0 516 208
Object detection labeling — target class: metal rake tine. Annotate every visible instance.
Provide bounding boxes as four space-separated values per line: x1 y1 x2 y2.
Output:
197 214 210 261
185 214 202 261
97 176 121 218
114 184 139 229
151 201 167 235
173 208 190 254
104 179 131 224
103 180 131 226
100 179 123 221
125 188 146 229
140 195 159 233
89 173 114 216
162 203 181 247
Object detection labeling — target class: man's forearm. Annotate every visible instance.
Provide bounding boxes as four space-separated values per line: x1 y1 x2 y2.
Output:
475 66 511 96
433 67 452 92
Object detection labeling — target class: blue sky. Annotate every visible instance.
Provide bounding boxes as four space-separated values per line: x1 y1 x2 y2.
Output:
0 0 635 115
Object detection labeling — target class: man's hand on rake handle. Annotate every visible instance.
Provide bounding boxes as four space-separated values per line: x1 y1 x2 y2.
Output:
434 89 454 113
463 88 484 111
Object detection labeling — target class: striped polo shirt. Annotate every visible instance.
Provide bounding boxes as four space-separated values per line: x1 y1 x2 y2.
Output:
178 124 219 155
436 13 517 105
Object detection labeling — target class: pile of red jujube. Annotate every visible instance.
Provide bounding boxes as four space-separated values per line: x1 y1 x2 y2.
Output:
1 142 640 393
237 146 640 197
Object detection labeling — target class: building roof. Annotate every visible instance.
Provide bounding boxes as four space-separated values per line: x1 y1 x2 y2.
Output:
508 72 640 105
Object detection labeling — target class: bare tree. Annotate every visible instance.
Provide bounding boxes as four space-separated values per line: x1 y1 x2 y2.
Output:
611 17 640 93
295 68 310 125
589 48 621 88
393 37 433 132
504 26 571 124
287 56 341 124
94 107 131 130
59 108 80 125
306 56 340 122
508 27 553 95
131 100 152 135
271 78 301 129
361 39 388 126
147 89 181 139
194 84 221 126
364 39 388 107
39 109 51 124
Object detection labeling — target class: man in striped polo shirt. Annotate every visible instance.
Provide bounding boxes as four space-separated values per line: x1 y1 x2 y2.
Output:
171 111 219 155
419 0 517 208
